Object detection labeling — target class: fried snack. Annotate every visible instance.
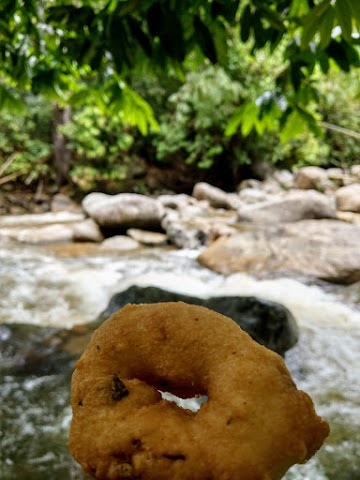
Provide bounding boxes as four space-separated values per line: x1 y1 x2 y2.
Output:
69 302 329 480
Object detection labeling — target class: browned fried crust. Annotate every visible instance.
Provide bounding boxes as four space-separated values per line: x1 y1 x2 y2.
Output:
69 302 329 480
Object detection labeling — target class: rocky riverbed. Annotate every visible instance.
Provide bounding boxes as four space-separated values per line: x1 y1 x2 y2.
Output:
1 165 360 479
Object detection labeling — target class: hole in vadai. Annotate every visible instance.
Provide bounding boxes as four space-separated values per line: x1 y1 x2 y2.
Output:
160 391 208 412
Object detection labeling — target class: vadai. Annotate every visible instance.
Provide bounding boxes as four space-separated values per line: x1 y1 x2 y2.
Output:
69 302 329 480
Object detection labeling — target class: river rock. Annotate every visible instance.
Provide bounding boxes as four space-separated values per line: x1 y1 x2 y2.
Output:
0 210 85 228
0 323 76 375
198 219 360 284
127 228 168 246
99 235 140 251
0 223 75 244
157 193 195 210
192 182 237 209
161 207 237 248
237 190 336 223
82 192 165 230
273 169 295 189
294 166 330 190
238 188 270 204
336 184 360 213
161 210 209 248
350 164 360 180
72 218 104 242
100 285 299 355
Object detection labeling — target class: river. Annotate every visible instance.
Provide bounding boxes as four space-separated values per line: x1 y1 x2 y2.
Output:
0 242 359 479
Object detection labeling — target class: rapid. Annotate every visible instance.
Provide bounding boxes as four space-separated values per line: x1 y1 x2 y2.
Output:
0 242 359 479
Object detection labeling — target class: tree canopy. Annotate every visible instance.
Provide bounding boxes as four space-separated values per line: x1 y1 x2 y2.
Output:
1 0 360 137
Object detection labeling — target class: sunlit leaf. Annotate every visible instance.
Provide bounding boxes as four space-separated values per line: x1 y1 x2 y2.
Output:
334 0 353 43
0 84 26 113
301 0 331 49
319 6 335 49
280 109 308 143
225 105 245 137
241 102 259 136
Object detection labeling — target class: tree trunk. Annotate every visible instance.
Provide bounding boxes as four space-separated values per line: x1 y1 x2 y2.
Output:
52 103 72 187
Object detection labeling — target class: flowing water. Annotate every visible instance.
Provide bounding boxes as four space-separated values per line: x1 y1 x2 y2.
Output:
0 242 359 479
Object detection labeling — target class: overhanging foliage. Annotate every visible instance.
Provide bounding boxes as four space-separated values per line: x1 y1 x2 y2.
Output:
0 0 359 138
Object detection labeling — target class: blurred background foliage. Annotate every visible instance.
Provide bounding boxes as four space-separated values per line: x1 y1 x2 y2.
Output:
0 0 360 193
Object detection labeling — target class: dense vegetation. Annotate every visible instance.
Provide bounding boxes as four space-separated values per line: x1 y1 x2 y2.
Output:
0 0 360 193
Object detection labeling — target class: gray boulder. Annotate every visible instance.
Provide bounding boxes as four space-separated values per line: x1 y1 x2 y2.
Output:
294 166 329 190
82 192 165 230
237 190 336 223
100 285 299 356
192 182 237 209
198 219 360 284
336 184 360 213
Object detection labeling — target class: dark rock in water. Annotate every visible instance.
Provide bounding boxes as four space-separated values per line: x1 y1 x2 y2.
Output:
100 286 299 355
0 323 77 376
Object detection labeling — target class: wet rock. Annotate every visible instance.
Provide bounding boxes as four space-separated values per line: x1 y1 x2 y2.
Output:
127 228 168 246
273 169 295 190
238 188 270 204
100 285 299 355
0 211 85 228
82 192 165 230
0 223 75 244
72 218 104 243
237 190 336 223
161 210 208 249
192 182 237 209
350 164 360 180
198 219 360 284
99 235 140 251
157 193 195 210
0 323 76 376
336 184 360 213
294 166 330 191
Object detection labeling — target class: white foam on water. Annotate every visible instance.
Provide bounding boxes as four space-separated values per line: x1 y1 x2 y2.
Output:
0 248 124 327
112 271 360 331
220 273 360 330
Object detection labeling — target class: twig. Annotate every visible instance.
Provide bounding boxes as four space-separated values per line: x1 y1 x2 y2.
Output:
0 171 24 186
319 122 360 141
0 153 17 178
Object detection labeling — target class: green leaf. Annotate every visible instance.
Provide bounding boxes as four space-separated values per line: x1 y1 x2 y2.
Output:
241 102 259 136
335 0 356 42
289 0 310 18
349 0 360 24
68 90 93 107
334 0 353 43
301 0 331 49
319 6 335 49
212 21 228 67
280 109 308 143
225 105 245 137
0 85 26 114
